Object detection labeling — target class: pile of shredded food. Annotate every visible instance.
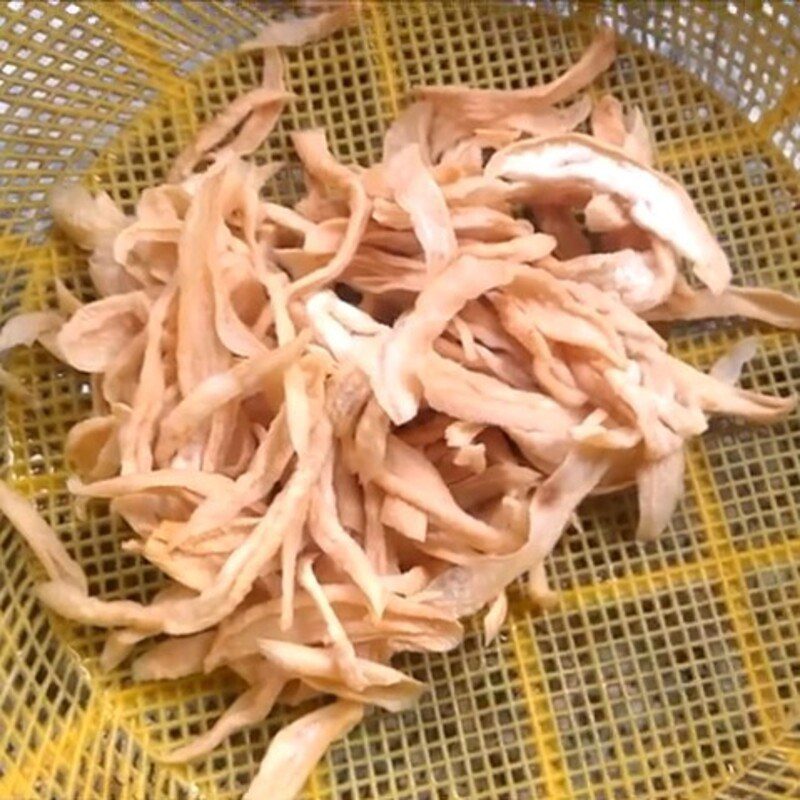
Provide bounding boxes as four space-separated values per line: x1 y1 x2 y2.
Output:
3 8 800 798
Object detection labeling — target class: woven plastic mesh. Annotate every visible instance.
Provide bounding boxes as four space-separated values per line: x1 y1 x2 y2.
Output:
1 1 799 798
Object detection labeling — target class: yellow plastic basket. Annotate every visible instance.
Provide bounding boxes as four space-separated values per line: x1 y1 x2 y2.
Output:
1 2 800 798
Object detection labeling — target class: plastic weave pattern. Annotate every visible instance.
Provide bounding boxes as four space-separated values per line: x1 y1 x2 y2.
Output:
0 2 799 798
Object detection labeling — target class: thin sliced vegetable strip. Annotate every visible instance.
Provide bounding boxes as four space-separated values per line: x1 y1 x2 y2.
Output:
1 13 798 800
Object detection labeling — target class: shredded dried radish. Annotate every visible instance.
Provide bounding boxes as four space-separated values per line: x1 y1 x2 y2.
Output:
1 13 798 800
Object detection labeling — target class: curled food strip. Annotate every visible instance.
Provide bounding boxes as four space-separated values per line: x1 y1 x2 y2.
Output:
0 311 64 356
486 134 732 294
169 87 292 182
0 311 65 393
386 143 457 272
3 17 799 800
156 333 308 463
382 101 434 165
309 454 388 617
376 254 537 424
162 671 285 763
591 94 653 166
66 415 121 481
132 630 215 682
483 590 508 644
50 184 128 252
645 284 800 329
243 700 364 800
239 4 357 51
710 337 759 385
418 28 616 127
635 449 685 542
0 482 87 593
258 640 425 711
57 292 150 373
288 129 371 295
425 448 610 618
